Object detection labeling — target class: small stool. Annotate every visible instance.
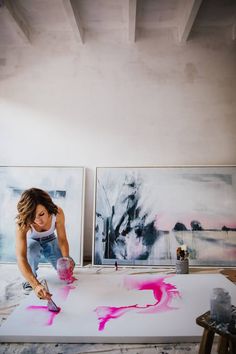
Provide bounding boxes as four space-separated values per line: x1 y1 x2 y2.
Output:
196 306 236 354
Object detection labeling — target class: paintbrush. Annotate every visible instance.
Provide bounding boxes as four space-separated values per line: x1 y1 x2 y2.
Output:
42 280 60 313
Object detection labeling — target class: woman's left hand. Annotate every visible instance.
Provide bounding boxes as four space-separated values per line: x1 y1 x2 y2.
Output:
69 256 75 271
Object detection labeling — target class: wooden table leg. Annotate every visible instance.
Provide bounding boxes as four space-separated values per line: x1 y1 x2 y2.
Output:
229 338 236 354
198 328 215 354
218 336 228 354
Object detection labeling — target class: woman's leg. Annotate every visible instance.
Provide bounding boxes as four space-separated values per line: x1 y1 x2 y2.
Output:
42 237 62 270
27 238 42 277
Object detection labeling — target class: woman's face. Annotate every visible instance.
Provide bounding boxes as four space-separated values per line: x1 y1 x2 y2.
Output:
33 204 50 228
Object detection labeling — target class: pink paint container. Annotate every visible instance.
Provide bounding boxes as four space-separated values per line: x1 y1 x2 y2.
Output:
57 257 74 283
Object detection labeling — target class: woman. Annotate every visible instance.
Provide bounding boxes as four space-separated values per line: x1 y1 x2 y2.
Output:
16 187 74 300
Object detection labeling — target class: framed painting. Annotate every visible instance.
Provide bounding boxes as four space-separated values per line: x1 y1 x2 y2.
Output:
0 166 85 265
93 166 236 266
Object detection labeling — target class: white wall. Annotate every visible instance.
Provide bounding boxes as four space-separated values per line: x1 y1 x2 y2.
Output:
0 28 236 259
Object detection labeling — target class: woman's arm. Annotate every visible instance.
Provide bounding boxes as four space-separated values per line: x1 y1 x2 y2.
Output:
56 207 70 257
16 226 51 300
16 226 40 288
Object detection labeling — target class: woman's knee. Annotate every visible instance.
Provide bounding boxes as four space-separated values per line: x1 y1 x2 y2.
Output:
27 240 41 257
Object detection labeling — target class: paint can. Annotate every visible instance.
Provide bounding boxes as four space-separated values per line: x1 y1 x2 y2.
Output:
175 259 189 274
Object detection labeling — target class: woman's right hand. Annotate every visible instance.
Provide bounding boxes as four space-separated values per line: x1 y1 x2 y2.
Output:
34 283 52 300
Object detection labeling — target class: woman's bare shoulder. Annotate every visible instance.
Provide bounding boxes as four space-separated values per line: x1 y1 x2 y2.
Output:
56 206 65 222
16 224 30 237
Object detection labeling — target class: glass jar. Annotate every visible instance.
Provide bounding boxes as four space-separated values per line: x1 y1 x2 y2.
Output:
56 257 73 282
210 287 232 324
175 259 189 274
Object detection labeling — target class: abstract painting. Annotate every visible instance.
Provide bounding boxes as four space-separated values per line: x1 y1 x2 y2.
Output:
0 166 85 265
0 271 235 343
93 166 236 266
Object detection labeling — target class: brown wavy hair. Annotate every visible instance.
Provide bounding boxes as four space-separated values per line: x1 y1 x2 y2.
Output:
16 188 58 229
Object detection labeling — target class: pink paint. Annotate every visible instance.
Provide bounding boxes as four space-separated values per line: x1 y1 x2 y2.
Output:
154 213 236 231
26 305 61 326
95 275 180 331
225 248 236 258
57 284 76 301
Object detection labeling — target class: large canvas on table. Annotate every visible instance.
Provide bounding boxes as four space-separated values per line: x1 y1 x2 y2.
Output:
0 272 235 343
93 166 236 266
0 166 85 265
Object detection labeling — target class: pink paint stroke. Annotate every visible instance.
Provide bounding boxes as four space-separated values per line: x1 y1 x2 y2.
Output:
94 276 180 331
57 284 76 301
26 305 61 326
26 283 76 327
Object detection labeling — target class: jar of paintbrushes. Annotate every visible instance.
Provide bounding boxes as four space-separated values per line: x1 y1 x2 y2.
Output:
175 246 189 274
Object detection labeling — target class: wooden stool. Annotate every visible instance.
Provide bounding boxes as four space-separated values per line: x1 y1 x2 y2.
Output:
196 306 236 354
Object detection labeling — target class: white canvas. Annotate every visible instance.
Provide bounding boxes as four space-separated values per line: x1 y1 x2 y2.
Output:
0 272 235 343
0 166 85 265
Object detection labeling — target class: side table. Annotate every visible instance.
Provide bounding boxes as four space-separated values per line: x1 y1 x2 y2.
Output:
196 306 236 354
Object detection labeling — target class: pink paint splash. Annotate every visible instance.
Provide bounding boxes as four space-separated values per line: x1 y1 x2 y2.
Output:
57 284 76 301
26 305 61 326
95 275 180 331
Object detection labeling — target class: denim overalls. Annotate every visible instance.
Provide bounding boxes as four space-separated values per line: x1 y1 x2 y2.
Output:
27 214 62 276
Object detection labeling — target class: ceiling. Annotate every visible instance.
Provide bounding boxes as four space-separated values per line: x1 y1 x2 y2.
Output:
0 0 235 46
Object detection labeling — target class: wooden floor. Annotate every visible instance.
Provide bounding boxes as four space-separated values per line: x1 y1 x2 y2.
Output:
0 264 235 354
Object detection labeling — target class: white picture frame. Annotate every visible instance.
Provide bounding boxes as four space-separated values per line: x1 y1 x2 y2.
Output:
0 166 85 265
93 166 236 267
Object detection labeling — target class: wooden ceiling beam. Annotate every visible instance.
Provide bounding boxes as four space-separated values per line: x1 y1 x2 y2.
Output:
232 24 236 40
4 0 31 44
178 0 203 42
128 0 137 42
62 0 84 44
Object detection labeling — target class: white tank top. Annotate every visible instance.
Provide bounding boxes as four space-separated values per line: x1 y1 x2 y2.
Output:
27 214 56 239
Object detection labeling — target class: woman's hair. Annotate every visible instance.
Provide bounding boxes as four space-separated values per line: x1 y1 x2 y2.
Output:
16 188 58 229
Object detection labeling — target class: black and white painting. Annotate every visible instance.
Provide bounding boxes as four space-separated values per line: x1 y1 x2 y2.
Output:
93 166 236 266
0 166 85 265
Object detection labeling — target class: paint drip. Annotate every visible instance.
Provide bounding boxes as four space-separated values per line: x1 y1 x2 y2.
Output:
95 275 181 331
57 257 77 284
57 284 76 301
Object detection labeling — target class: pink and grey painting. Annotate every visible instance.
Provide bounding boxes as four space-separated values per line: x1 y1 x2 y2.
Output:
94 166 236 266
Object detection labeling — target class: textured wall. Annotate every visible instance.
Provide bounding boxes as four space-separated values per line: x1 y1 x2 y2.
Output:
0 28 235 258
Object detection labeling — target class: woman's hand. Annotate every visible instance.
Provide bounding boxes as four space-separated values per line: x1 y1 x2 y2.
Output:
69 256 75 272
34 283 52 300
